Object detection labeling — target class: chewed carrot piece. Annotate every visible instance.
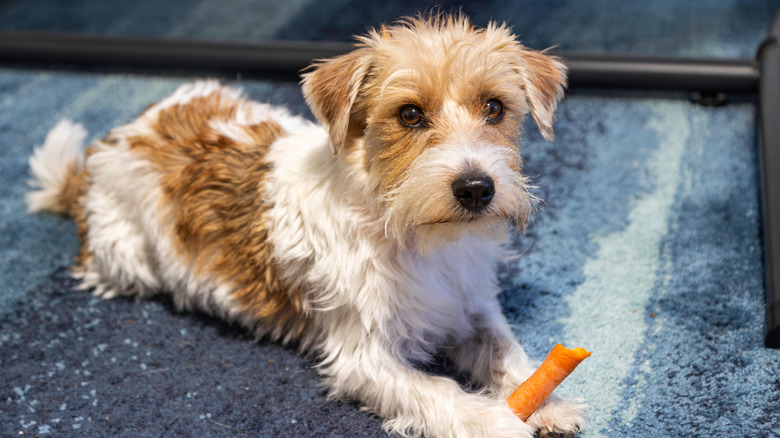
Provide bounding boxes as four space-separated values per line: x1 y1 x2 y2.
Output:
507 344 590 421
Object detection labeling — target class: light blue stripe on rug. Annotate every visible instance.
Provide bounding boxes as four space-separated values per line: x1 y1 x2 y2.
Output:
606 101 770 436
559 101 690 436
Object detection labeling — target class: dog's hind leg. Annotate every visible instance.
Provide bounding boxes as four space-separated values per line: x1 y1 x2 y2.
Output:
72 209 160 300
26 120 153 298
64 133 164 300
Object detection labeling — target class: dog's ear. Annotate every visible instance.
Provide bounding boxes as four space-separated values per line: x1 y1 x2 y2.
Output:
301 49 371 155
516 49 567 142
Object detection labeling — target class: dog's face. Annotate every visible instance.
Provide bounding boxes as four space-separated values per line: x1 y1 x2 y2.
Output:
302 15 566 251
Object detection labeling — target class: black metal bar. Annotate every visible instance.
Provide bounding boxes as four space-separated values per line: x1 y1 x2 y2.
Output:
759 9 780 349
0 31 760 93
0 31 353 75
563 53 758 93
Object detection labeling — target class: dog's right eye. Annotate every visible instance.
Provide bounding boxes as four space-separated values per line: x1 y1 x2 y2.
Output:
399 105 424 127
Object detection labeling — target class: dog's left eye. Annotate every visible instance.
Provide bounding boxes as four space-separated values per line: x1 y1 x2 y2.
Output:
399 105 424 128
484 99 504 123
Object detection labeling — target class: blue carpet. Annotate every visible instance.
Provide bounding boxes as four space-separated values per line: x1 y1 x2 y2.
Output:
1 1 779 437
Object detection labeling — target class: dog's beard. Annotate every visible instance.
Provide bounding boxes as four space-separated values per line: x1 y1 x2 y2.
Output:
380 142 534 253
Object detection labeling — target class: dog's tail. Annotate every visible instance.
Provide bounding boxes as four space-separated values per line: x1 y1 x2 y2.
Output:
26 120 88 217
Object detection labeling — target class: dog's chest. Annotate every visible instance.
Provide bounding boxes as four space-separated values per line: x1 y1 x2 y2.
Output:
393 240 502 326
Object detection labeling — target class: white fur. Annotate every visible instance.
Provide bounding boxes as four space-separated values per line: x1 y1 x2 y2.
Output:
29 76 584 436
26 119 87 213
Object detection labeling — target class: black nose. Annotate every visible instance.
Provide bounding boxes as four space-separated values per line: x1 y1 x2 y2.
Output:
452 175 495 211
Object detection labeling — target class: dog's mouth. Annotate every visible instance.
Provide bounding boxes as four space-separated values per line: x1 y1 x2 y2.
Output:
416 208 510 226
417 218 460 226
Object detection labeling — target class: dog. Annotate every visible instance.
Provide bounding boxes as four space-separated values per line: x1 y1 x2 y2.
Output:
26 14 584 438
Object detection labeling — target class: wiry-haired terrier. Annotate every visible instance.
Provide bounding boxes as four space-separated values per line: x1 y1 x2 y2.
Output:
27 14 585 438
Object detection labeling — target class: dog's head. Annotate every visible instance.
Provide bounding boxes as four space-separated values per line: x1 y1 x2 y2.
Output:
301 14 566 251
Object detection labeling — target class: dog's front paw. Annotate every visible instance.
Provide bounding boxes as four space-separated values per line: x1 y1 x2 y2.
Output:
385 396 535 438
452 399 537 438
525 394 586 437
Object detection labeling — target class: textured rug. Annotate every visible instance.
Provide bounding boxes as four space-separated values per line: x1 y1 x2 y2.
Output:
1 1 779 437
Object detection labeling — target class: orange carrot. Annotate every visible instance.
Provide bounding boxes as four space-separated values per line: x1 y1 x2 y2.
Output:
506 344 590 420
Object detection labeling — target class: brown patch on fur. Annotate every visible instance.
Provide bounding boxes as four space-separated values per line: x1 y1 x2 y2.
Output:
130 91 307 341
364 96 433 192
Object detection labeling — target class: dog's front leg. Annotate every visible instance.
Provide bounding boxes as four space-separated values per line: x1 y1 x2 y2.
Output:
446 312 586 437
321 326 535 438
